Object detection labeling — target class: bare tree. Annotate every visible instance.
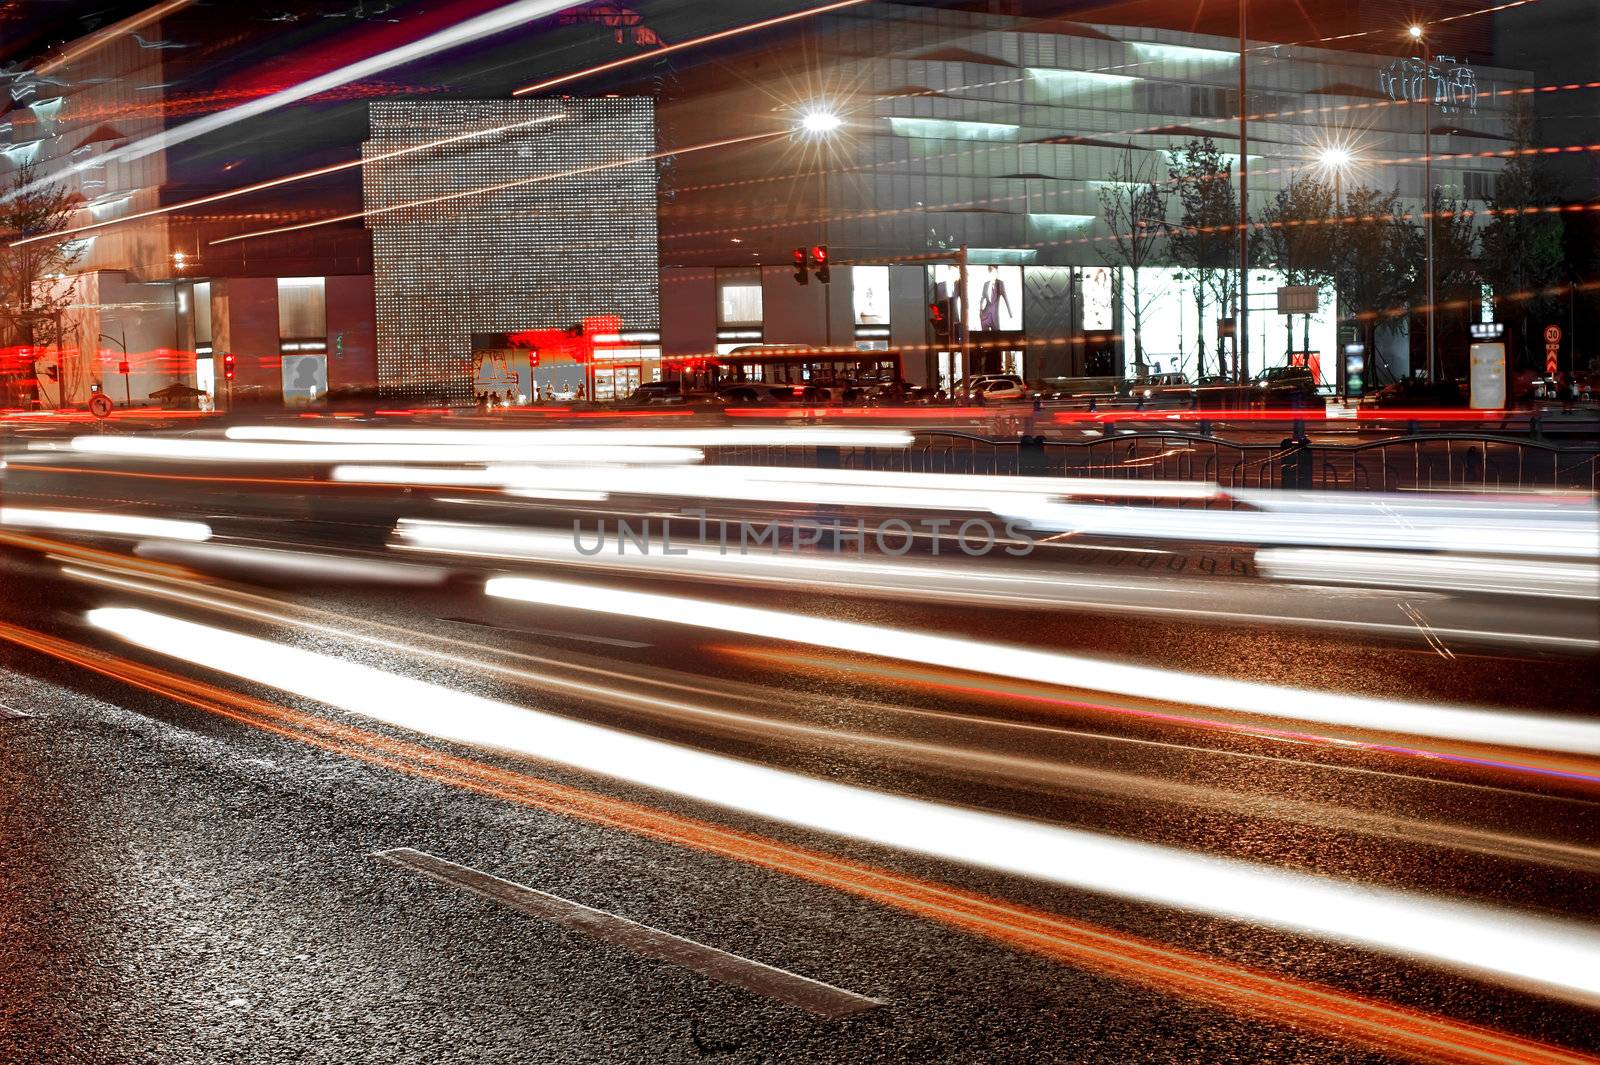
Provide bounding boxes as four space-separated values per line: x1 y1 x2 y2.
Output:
1330 184 1421 379
1166 139 1235 380
1479 96 1564 369
1097 148 1169 378
0 163 83 408
1258 172 1335 362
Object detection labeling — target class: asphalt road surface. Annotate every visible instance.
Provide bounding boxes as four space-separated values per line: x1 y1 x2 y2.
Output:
2 425 1597 1065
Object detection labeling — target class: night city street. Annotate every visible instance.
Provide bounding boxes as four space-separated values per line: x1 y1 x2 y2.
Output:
2 2 1598 1064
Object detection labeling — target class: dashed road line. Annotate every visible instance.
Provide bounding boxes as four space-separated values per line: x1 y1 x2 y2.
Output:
371 847 882 1019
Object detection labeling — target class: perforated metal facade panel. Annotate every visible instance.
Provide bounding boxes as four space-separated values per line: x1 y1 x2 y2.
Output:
364 98 659 401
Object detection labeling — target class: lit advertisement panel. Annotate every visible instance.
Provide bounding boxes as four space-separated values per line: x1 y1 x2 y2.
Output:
928 264 1022 332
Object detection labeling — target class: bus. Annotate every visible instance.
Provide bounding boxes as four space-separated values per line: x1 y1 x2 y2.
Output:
661 346 908 404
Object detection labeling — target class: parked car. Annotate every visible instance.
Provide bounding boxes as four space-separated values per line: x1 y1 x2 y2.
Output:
621 381 685 405
1117 372 1189 399
717 382 803 405
963 374 1028 401
1251 365 1320 400
1366 377 1466 408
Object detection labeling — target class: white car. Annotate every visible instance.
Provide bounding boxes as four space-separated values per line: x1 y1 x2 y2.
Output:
965 374 1028 401
547 383 580 402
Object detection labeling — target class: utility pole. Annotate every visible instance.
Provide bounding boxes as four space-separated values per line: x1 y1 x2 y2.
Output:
100 329 129 407
819 151 832 347
1422 33 1436 382
957 244 971 384
1237 0 1250 384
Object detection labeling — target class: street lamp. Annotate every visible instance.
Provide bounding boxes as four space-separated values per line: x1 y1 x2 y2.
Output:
1318 147 1352 213
1410 22 1436 382
799 109 842 137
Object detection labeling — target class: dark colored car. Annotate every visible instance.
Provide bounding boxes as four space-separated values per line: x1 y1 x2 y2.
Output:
621 381 686 405
1366 378 1467 408
1252 365 1321 400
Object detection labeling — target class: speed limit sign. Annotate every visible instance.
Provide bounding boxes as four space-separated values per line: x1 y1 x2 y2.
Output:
89 393 114 419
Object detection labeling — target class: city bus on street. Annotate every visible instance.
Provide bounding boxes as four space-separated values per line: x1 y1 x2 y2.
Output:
660 346 908 405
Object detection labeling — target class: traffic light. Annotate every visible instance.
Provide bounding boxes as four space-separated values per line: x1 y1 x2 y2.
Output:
810 244 830 284
928 298 953 342
792 247 808 285
223 352 236 381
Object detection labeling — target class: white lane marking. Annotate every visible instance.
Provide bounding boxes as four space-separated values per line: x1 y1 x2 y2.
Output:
371 847 882 1019
0 701 31 720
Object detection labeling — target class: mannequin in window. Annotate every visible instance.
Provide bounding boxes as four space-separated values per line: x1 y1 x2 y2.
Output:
979 265 1011 332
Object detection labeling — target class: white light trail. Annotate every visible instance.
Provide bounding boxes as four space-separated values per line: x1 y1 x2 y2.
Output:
132 542 450 586
209 131 785 245
1256 548 1600 600
3 0 588 204
61 436 701 466
84 606 1600 1004
8 114 567 250
0 507 210 541
484 576 1600 756
225 425 915 448
1003 496 1600 559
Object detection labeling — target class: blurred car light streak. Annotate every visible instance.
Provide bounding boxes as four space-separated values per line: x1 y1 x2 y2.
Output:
484 576 1600 756
83 606 1600 1004
0 507 211 542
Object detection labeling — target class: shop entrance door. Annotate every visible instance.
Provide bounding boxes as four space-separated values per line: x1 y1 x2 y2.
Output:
594 364 640 401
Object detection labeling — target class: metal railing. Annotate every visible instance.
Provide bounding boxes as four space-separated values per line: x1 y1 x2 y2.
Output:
704 430 1600 494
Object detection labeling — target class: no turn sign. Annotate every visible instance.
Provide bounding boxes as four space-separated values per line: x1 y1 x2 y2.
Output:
89 393 113 419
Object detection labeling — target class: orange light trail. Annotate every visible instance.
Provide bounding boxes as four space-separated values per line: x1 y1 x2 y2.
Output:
207 131 786 246
7 113 566 250
0 614 1592 1065
512 0 875 96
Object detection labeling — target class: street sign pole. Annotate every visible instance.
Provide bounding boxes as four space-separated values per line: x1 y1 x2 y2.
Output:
1544 324 1562 379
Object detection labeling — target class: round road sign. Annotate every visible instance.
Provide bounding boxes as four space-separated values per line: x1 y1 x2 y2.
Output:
89 393 114 419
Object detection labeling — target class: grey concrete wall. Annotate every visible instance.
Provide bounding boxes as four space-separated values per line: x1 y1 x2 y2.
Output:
97 271 177 409
760 266 828 348
326 274 377 393
660 268 715 358
890 265 933 385
212 277 281 408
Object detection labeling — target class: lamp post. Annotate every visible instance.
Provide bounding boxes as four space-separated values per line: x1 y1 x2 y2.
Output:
799 106 842 347
1410 23 1436 382
100 329 129 407
1237 0 1250 384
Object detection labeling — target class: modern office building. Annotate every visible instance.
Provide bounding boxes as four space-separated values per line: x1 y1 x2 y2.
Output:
3 0 1539 405
655 1 1530 386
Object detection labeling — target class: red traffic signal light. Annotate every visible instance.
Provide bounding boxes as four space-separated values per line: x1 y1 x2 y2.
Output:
792 247 809 285
810 244 830 284
928 298 952 340
223 352 236 380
